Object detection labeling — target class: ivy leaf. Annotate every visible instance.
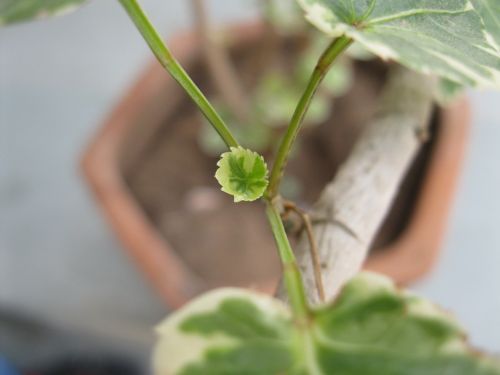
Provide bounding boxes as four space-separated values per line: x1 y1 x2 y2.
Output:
215 147 269 203
154 289 293 375
154 272 500 375
297 0 500 88
0 0 87 26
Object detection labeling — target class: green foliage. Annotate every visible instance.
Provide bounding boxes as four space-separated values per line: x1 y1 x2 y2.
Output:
297 0 500 88
0 0 87 25
5 2 500 373
154 272 500 375
470 0 500 52
153 288 293 375
215 147 269 202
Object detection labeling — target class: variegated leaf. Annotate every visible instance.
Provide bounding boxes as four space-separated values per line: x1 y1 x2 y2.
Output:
154 273 500 375
215 147 269 202
154 289 293 375
297 0 500 88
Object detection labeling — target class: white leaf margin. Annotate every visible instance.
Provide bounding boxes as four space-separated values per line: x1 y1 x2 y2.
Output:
297 0 500 89
153 288 290 375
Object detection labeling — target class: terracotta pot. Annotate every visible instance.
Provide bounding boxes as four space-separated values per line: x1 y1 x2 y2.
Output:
81 22 470 309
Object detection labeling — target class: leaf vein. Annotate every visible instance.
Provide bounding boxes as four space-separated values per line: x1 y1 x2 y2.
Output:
367 8 470 26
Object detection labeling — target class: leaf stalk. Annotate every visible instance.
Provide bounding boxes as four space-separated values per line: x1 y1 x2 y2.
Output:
266 36 352 198
118 0 239 148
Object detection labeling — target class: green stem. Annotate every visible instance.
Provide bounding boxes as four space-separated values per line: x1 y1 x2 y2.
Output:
265 202 309 322
266 36 352 198
118 0 239 149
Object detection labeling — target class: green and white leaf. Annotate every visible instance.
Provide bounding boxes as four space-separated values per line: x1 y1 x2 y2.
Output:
154 288 293 375
297 0 500 88
0 0 87 26
154 272 500 375
215 147 269 202
470 0 500 52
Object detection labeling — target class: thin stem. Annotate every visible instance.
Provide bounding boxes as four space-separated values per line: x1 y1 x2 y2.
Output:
191 0 250 123
265 202 309 322
266 36 352 198
283 201 325 302
118 0 239 148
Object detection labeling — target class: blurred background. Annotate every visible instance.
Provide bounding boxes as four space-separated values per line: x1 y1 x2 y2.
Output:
1 0 499 373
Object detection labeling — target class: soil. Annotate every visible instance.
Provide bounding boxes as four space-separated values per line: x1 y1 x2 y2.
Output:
121 34 436 290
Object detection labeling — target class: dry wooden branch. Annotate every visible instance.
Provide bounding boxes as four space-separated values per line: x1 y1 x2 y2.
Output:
190 0 249 122
277 66 435 304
